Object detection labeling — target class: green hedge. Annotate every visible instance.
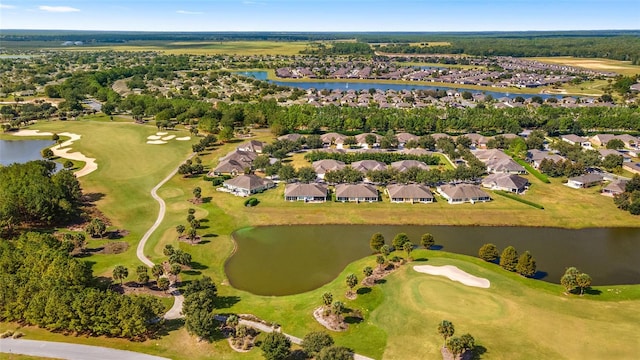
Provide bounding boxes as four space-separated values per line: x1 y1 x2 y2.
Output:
514 158 550 183
493 190 544 209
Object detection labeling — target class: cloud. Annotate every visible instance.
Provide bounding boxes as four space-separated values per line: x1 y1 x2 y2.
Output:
176 10 204 15
38 5 80 13
1 4 16 9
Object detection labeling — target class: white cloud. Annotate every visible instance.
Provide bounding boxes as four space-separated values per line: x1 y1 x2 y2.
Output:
1 4 17 9
176 10 204 15
38 5 80 13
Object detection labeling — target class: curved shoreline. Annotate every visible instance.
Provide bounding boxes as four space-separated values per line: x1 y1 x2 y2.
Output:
10 129 97 178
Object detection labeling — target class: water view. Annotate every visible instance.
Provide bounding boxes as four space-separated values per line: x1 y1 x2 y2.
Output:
227 225 640 296
0 139 55 166
237 71 560 100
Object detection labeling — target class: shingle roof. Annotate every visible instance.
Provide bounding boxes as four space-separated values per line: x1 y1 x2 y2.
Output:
387 184 433 199
224 174 273 191
351 160 387 173
335 183 378 198
284 183 328 197
439 184 490 200
482 173 529 190
312 159 346 174
390 160 430 172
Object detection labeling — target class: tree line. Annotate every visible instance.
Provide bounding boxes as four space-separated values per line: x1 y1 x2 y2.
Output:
0 232 164 339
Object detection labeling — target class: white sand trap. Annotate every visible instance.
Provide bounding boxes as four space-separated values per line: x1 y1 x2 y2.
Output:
161 135 176 141
156 132 168 136
11 130 97 178
147 135 162 140
147 140 167 145
413 265 490 288
175 136 191 141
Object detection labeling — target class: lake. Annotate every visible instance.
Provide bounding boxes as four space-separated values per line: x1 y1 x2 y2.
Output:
236 71 559 100
0 139 55 166
226 225 640 296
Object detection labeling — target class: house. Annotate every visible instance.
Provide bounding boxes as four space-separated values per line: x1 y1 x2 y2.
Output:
355 133 382 149
401 148 433 156
598 149 631 162
589 134 617 147
210 159 247 176
312 159 346 179
602 180 628 197
437 184 491 204
527 150 566 168
351 160 387 173
386 184 434 203
561 134 591 148
481 173 529 193
395 132 419 148
616 134 639 149
320 132 348 148
463 133 488 149
278 133 304 142
223 174 275 196
237 140 264 153
623 162 640 175
474 149 511 162
220 150 258 165
485 157 527 174
335 183 379 203
390 160 430 172
284 183 328 202
567 174 604 189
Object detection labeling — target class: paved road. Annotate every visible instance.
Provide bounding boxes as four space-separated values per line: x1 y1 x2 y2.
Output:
0 339 169 360
136 153 194 319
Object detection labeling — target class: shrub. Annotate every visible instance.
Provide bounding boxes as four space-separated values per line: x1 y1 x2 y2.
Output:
244 197 260 207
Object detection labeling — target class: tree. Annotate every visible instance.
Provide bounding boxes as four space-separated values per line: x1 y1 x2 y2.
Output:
219 126 234 143
332 301 344 316
322 292 333 307
136 265 149 286
446 337 466 359
157 277 170 292
176 224 186 237
163 244 175 256
151 264 164 281
261 332 291 360
170 263 182 276
302 331 334 357
499 246 519 272
376 255 385 269
420 233 435 249
363 266 373 277
226 314 239 330
63 160 74 169
576 273 592 295
478 243 499 262
86 218 106 238
317 346 354 360
606 138 625 150
253 155 271 170
437 320 455 347
516 251 537 277
41 148 54 159
278 164 296 182
192 187 202 202
560 267 580 294
346 273 358 296
297 166 317 183
369 232 385 252
403 241 413 260
602 154 623 171
112 265 128 285
380 245 391 258
392 233 410 250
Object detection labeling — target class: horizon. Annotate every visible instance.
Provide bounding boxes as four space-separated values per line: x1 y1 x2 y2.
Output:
1 0 639 32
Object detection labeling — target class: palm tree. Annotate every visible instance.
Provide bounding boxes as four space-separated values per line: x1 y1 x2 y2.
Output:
157 277 170 293
437 320 455 348
112 265 128 285
346 274 358 297
151 264 164 281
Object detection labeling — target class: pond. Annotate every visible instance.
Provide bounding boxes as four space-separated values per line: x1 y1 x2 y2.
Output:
235 71 560 100
226 225 640 296
0 139 55 166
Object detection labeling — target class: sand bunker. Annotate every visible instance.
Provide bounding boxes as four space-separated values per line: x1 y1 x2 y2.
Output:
413 265 490 288
146 140 167 145
147 135 162 140
11 130 97 178
175 136 191 141
161 135 176 141
156 132 168 135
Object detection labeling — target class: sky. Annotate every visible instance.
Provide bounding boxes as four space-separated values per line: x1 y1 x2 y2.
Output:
0 0 638 32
